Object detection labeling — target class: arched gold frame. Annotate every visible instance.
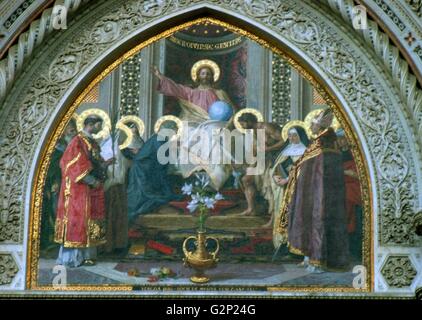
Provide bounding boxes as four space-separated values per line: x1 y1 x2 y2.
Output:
29 17 373 293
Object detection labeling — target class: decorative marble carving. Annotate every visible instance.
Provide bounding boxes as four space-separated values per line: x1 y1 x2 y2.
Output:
417 287 422 300
0 254 19 285
0 0 419 277
0 0 88 99
415 45 422 60
405 0 422 17
381 255 417 288
2 0 36 29
373 0 406 31
414 210 422 236
0 0 420 137
325 0 422 141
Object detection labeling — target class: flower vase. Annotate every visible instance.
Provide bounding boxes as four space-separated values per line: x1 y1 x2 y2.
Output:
182 230 219 283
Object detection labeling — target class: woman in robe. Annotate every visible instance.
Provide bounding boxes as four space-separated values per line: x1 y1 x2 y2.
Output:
271 126 309 250
123 121 183 223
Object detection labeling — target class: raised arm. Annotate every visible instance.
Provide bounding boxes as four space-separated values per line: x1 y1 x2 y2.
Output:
153 65 193 101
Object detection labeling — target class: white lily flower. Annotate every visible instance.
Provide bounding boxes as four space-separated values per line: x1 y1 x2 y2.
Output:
215 192 224 201
203 197 216 209
187 201 199 213
181 183 193 195
191 193 202 203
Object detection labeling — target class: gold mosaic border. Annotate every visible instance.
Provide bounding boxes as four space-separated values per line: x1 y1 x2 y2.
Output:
28 17 373 295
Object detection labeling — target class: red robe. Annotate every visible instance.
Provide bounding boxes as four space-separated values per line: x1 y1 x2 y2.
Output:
342 152 362 233
54 132 106 248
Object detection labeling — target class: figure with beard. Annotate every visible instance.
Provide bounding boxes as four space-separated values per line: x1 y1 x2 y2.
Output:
271 126 309 251
237 113 285 219
277 109 349 273
41 119 77 252
153 61 233 122
54 115 114 267
153 60 238 190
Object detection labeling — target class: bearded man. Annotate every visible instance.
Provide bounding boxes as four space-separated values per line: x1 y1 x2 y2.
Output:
54 115 113 267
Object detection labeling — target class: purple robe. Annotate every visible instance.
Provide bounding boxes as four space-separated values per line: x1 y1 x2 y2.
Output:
282 128 349 269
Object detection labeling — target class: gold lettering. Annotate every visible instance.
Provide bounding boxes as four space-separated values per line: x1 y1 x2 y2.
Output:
169 36 243 50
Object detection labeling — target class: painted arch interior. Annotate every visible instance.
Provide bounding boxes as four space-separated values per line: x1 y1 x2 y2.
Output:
34 20 369 290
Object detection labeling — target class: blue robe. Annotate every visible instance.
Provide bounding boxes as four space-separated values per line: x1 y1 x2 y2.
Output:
124 134 182 222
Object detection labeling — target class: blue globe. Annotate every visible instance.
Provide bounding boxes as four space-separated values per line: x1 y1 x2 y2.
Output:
208 100 234 121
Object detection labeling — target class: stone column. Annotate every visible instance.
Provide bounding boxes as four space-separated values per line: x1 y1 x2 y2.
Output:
246 39 272 121
289 68 313 121
138 45 153 139
149 40 166 138
110 66 122 120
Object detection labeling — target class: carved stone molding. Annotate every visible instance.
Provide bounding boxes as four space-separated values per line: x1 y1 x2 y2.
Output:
405 0 422 17
414 210 422 236
0 1 419 247
0 254 19 285
325 0 422 141
0 0 420 291
381 255 417 288
0 0 419 139
0 0 89 100
417 287 422 300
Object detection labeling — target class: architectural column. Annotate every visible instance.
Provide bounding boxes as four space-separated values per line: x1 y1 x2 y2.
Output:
138 46 153 139
117 41 166 139
271 54 292 126
150 40 166 138
119 52 142 117
110 65 122 120
289 68 313 121
246 39 272 121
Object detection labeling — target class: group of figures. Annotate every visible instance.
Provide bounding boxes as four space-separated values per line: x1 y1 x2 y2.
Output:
40 59 363 274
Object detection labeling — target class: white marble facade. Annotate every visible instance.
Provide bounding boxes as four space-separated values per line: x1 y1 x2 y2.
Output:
0 0 421 298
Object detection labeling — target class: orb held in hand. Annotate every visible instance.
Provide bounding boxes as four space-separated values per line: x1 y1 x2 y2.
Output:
208 101 233 121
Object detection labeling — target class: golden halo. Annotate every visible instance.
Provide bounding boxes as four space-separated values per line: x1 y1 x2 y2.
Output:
233 108 264 134
154 115 183 139
76 108 111 140
115 123 133 150
116 115 145 149
281 120 308 141
191 59 220 82
304 108 340 138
